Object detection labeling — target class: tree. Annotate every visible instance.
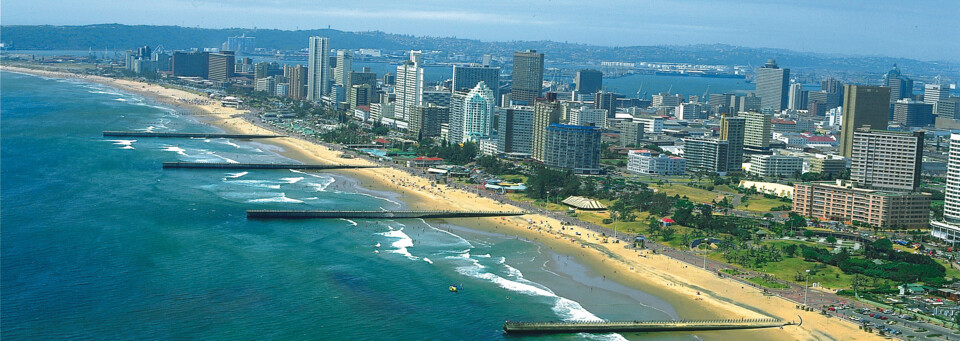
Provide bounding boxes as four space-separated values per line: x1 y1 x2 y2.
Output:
661 227 677 241
826 236 838 244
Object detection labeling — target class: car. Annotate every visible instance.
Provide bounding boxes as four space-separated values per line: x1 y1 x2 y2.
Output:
869 313 877 317
879 316 888 320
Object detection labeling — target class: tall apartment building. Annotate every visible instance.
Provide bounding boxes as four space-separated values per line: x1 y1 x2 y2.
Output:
287 65 307 100
448 81 494 143
618 121 645 147
793 181 930 229
749 154 802 178
172 51 209 78
334 49 353 89
349 84 372 109
893 99 934 127
452 65 500 103
497 106 535 155
569 106 607 127
788 83 808 110
575 69 603 94
850 130 923 192
756 59 790 112
351 70 377 104
408 104 447 140
742 111 772 154
931 134 960 242
544 124 602 174
395 51 424 121
627 150 686 175
720 116 745 170
531 97 562 161
839 85 891 157
207 51 235 83
306 36 330 100
594 91 617 118
683 137 729 175
511 50 544 105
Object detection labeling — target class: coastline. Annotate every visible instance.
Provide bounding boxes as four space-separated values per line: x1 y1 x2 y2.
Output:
1 65 878 340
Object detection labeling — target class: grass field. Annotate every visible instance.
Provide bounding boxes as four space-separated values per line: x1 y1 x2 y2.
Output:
737 196 789 212
651 183 723 204
747 276 790 289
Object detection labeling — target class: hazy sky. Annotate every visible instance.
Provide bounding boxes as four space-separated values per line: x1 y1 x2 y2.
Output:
4 0 958 61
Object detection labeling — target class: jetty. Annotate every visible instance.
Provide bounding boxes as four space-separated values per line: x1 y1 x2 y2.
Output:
246 210 528 219
503 318 791 335
103 131 285 138
162 162 378 170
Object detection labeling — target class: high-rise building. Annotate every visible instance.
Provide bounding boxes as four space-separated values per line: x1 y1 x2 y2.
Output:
720 116 746 172
422 90 451 108
207 51 235 83
171 51 209 78
932 134 960 241
569 106 607 127
809 158 847 177
794 181 930 229
627 150 686 175
788 83 808 110
574 69 603 93
531 96 562 161
821 78 844 97
448 81 494 143
925 84 949 108
334 50 353 89
839 85 891 157
756 59 790 112
937 97 960 119
850 130 923 192
307 36 330 100
225 34 256 53
652 92 682 108
408 104 448 140
742 111 772 154
452 65 500 102
351 70 378 104
288 65 307 100
676 103 705 120
893 99 934 127
885 64 913 104
618 121 645 147
395 51 425 121
497 106 535 155
808 90 841 112
544 124 602 174
683 137 729 175
748 155 802 178
594 91 618 118
349 84 372 109
511 50 544 105
740 93 762 112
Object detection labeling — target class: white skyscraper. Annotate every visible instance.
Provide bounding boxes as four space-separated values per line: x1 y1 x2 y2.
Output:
334 49 353 89
395 51 424 121
307 36 330 100
932 134 960 243
449 81 495 143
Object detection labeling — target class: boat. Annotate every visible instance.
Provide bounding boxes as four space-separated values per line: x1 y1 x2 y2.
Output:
449 284 462 293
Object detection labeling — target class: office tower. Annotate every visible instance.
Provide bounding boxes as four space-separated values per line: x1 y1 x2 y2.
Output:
651 92 682 107
422 90 451 108
676 103 705 120
226 34 256 53
171 51 209 78
683 138 729 175
395 51 425 121
307 36 330 100
925 84 949 107
839 85 891 157
821 78 844 96
885 64 913 103
808 90 841 111
809 158 847 177
287 65 307 100
448 81 495 143
349 84 372 109
497 106 535 154
756 59 790 112
452 65 500 102
619 121 645 147
544 124 602 174
932 134 960 240
893 99 934 127
207 51 235 83
788 83 808 110
383 73 395 86
255 76 275 92
350 70 378 104
334 50 353 89
709 93 736 115
569 106 607 127
575 69 603 93
739 93 762 112
937 97 960 119
511 50 544 105
594 91 618 118
720 116 746 172
850 130 923 192
748 155 802 178
532 96 562 161
408 104 448 140
742 111 772 154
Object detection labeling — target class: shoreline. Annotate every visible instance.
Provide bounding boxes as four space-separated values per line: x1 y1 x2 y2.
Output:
1 66 878 340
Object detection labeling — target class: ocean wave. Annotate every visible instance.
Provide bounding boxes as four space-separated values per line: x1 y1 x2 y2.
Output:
418 219 474 249
280 177 304 184
378 228 417 260
114 98 128 102
423 258 433 264
227 179 282 189
162 146 187 156
107 139 136 148
247 193 303 203
220 140 242 149
224 172 248 179
341 219 358 226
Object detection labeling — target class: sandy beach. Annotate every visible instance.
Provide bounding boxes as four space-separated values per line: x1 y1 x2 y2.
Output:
2 65 880 340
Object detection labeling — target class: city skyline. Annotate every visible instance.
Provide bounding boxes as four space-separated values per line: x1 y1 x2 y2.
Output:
3 0 959 61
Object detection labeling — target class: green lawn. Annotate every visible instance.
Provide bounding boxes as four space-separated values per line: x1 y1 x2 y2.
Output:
756 257 858 290
747 276 790 289
651 183 723 204
936 259 960 280
737 195 789 212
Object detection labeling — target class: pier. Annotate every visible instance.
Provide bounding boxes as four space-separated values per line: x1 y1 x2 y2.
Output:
503 318 791 334
103 131 286 138
246 210 528 219
162 162 379 170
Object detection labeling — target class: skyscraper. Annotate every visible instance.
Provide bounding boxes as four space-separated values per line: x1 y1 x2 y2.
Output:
839 85 891 157
207 51 235 83
575 69 603 94
893 99 934 127
788 83 808 110
288 65 307 100
452 65 500 102
307 36 330 100
448 81 495 143
682 138 729 175
408 104 447 140
395 51 424 121
925 84 949 107
334 49 353 89
531 96 562 161
497 106 535 154
742 111 772 154
756 59 790 113
226 34 256 53
850 130 924 192
594 91 618 118
932 134 960 241
511 50 544 105
171 51 209 78
720 116 746 172
885 64 913 104
544 124 602 174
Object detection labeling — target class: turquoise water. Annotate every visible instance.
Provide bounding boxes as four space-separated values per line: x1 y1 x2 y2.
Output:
1 71 738 340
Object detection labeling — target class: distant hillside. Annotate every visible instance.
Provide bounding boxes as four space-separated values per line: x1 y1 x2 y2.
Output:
2 24 956 77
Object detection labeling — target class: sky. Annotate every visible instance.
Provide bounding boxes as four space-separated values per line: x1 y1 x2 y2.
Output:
3 0 959 61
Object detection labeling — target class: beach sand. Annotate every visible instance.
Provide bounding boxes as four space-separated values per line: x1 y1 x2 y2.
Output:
2 65 879 340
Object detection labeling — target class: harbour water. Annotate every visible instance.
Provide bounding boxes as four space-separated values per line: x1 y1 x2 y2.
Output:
1 71 756 340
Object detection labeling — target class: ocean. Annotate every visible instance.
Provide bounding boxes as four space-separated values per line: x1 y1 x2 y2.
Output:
1 71 732 340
